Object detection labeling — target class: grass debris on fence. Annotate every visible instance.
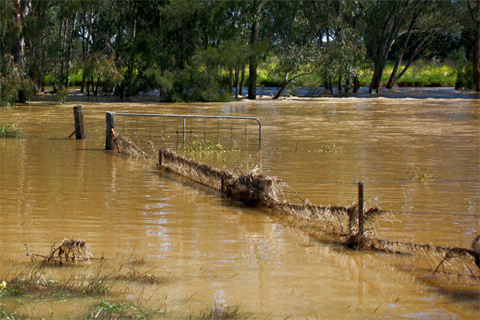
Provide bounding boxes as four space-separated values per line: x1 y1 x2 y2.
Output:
112 135 480 283
25 238 92 265
113 135 383 246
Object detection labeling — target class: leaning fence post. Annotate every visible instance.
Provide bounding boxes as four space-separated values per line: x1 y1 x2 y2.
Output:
73 106 86 140
159 149 163 167
358 182 364 240
106 112 115 150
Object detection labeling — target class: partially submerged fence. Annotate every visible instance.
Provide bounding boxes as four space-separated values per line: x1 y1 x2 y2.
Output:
105 112 262 152
105 111 480 285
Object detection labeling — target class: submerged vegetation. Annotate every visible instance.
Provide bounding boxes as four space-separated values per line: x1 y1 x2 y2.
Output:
0 253 238 320
308 143 346 154
0 240 173 319
183 140 235 153
0 121 22 138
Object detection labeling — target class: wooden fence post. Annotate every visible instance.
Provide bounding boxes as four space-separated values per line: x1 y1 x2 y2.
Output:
73 106 86 139
106 112 115 150
159 149 163 166
358 182 364 239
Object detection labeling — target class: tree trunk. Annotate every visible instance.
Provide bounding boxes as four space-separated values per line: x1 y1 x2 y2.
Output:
126 19 137 97
229 68 233 94
239 64 245 95
96 76 100 95
81 72 86 92
386 8 420 89
234 67 239 99
345 77 350 93
60 17 69 87
369 58 386 93
13 0 30 103
65 10 78 88
273 83 287 99
353 76 359 93
386 59 401 88
473 21 480 91
248 21 259 100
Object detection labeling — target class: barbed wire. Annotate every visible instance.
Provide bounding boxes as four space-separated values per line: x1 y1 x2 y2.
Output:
283 179 480 184
389 210 479 218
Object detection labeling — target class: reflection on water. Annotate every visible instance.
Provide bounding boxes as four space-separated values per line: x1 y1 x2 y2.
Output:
0 88 479 319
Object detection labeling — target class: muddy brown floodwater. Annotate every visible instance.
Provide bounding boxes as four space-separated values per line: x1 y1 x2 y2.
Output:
0 88 479 319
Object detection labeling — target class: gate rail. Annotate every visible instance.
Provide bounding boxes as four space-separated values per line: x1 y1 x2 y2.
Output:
114 113 262 150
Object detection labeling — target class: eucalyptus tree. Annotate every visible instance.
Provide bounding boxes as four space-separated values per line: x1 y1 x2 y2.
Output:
245 0 269 99
1 0 60 101
358 0 422 93
463 0 480 90
384 0 460 88
264 0 365 98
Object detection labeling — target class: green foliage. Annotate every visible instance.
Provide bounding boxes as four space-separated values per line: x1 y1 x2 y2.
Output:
84 53 123 93
0 121 23 138
151 47 235 102
455 66 476 89
453 47 476 89
20 78 36 104
55 87 68 105
2 0 477 102
0 54 22 106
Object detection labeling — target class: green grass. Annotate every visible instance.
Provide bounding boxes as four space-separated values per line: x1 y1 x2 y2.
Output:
44 73 84 86
256 59 459 88
358 60 457 87
42 59 460 96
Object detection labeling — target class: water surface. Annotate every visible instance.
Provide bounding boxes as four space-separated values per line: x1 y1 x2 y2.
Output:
0 88 479 319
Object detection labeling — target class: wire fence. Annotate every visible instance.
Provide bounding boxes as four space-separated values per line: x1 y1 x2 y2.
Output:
107 111 480 285
115 113 262 151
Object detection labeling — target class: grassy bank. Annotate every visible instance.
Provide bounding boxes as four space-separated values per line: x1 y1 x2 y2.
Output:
42 60 460 94
359 60 457 87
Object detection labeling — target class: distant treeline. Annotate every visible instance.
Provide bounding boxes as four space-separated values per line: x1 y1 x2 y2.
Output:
0 0 479 104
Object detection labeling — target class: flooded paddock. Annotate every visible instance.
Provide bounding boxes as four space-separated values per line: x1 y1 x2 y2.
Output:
0 88 479 319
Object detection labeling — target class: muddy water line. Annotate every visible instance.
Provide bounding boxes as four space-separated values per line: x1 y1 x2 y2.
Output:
0 91 479 318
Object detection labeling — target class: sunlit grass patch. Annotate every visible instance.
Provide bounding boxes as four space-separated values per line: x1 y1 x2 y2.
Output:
183 140 238 153
308 143 346 154
384 60 456 87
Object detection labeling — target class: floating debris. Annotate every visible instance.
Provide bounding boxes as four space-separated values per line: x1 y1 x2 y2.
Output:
26 238 92 265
